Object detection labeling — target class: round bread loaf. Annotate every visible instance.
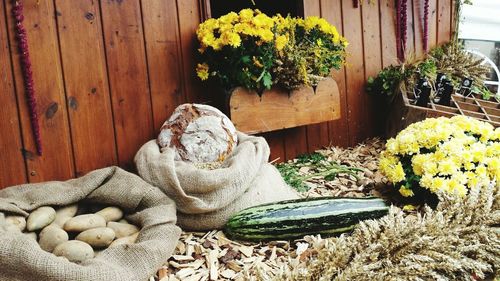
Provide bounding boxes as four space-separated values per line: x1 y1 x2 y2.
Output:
157 104 238 163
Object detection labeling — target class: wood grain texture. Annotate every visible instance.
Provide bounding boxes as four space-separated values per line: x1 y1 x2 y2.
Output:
141 0 185 132
303 0 330 152
230 78 340 134
177 0 204 103
428 0 438 47
380 0 398 67
55 0 117 177
100 0 153 170
260 131 285 163
341 0 366 145
413 0 425 57
0 0 27 187
321 0 350 147
6 0 74 183
361 0 382 138
437 0 451 45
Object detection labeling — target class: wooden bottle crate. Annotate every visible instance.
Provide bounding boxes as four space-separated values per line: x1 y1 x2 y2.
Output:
386 89 500 138
228 77 341 134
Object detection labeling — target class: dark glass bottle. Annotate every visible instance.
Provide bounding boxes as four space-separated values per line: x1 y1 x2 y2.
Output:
437 81 454 106
416 81 432 107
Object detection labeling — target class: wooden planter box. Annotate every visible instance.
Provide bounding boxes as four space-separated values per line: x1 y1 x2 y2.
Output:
228 77 341 134
386 88 500 138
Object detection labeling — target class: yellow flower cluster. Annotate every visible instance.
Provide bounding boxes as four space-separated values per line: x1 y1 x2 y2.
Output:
195 9 348 91
196 9 275 52
380 116 500 198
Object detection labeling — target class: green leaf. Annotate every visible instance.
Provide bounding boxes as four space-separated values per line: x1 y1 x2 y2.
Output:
262 72 273 89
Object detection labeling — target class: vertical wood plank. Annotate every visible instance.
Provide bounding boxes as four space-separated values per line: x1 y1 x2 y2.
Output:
361 0 382 138
177 0 205 103
321 0 350 147
100 0 153 170
141 0 185 132
413 0 425 57
405 0 416 56
342 0 365 146
0 0 27 188
284 127 309 160
437 0 452 45
380 0 398 67
260 132 285 163
55 0 117 177
428 0 438 48
6 0 74 183
303 0 329 152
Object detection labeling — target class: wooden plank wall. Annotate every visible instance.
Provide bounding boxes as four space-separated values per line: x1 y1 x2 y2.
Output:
0 0 454 188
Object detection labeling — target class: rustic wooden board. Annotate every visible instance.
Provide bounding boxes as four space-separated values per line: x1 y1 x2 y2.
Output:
413 0 425 57
304 0 330 152
176 0 204 103
380 0 398 67
229 78 341 134
361 0 382 138
55 0 117 177
141 0 185 132
100 0 154 170
259 131 285 163
6 0 74 183
342 0 366 145
428 0 438 47
0 0 27 188
437 0 452 45
321 0 350 147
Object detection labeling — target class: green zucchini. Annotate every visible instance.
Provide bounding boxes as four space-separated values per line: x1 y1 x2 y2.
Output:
224 197 389 241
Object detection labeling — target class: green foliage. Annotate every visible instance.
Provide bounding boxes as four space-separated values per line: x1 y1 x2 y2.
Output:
276 152 362 192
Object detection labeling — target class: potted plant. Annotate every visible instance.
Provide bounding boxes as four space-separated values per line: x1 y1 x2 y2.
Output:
195 9 348 133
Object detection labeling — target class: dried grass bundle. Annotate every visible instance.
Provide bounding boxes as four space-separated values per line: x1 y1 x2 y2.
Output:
275 183 500 281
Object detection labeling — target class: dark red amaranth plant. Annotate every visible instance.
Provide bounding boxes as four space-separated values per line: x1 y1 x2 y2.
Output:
423 0 429 52
13 0 42 155
396 0 402 61
353 0 359 8
401 0 408 58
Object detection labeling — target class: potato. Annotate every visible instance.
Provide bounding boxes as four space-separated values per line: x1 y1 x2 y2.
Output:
39 225 69 252
75 227 115 248
63 214 106 232
107 222 139 238
53 240 94 263
5 216 26 232
51 205 78 227
109 232 139 247
55 204 78 218
95 207 123 222
27 206 56 231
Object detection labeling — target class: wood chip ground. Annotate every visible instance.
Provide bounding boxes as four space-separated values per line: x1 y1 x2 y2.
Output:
153 138 387 281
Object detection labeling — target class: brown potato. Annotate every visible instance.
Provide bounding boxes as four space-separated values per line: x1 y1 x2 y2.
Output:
27 207 56 231
95 207 123 222
39 225 69 252
109 232 139 247
107 222 139 238
53 240 94 263
75 227 115 248
63 214 106 232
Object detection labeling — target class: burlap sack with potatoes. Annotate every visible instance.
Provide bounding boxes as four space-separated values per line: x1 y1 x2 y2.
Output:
135 132 299 230
0 166 181 281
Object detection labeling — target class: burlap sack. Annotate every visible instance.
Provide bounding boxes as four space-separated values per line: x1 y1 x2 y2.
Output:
0 166 181 281
135 132 299 230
